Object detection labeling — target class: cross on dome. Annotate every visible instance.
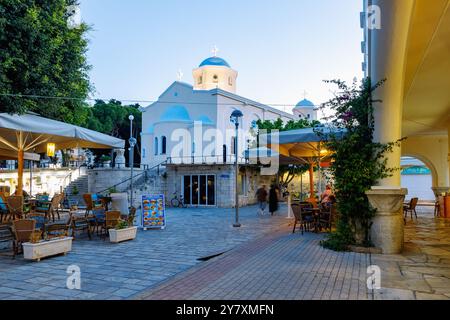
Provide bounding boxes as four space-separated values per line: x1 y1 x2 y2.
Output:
177 69 183 81
211 45 219 57
302 90 308 100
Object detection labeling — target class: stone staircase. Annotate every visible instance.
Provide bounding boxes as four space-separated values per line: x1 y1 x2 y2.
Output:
128 169 168 208
64 172 88 204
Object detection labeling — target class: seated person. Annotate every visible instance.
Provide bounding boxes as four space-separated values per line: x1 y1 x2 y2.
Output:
321 185 333 205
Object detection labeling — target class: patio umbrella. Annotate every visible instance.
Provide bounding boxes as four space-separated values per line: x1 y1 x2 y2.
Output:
0 112 125 195
262 126 346 200
0 148 40 161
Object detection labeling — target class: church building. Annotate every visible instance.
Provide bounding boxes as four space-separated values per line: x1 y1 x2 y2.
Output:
140 52 317 207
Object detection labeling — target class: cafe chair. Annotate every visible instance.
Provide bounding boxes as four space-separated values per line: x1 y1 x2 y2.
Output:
12 219 36 257
404 197 419 221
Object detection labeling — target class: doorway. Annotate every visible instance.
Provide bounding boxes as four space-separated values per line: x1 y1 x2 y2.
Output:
183 174 216 206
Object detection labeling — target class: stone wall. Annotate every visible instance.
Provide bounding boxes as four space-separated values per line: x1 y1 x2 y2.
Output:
88 168 144 194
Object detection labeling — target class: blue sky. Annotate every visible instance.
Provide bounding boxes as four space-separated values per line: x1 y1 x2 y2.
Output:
79 0 364 114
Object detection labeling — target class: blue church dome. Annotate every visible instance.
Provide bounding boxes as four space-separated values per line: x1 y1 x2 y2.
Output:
295 99 315 108
159 105 192 122
195 115 215 125
199 56 231 68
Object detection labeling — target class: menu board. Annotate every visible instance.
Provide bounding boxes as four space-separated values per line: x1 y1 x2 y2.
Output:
142 194 166 230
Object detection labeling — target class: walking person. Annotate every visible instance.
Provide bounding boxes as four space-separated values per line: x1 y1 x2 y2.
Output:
255 185 268 215
269 184 279 216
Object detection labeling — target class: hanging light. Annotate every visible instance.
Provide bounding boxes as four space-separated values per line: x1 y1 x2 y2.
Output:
47 143 56 157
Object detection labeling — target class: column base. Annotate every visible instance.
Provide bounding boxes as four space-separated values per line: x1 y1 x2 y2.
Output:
366 187 408 254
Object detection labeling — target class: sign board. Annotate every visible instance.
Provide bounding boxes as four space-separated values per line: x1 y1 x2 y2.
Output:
401 166 431 175
141 194 166 230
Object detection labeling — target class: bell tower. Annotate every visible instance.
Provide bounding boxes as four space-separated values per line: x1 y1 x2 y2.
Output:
193 47 238 93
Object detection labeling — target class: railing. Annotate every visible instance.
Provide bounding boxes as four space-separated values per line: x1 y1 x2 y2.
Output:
61 164 87 194
96 160 168 196
166 155 248 165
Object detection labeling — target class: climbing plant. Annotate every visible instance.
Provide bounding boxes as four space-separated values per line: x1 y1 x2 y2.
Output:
319 78 402 251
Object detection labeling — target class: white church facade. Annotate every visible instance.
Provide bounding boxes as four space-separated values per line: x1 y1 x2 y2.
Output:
140 53 317 207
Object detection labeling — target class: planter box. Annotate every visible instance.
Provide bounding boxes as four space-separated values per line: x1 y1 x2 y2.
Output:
109 226 137 243
23 237 73 262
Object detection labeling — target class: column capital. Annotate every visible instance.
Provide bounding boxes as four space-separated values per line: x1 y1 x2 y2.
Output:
366 187 407 254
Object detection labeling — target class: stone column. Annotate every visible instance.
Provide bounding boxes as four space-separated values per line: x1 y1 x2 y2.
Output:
370 0 415 187
366 0 414 253
114 149 126 169
366 187 407 254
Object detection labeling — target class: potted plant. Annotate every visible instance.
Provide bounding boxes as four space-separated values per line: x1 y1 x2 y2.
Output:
22 233 73 262
108 219 137 243
100 155 112 168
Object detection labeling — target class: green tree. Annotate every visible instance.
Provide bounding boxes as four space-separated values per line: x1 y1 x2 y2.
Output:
0 0 91 124
87 99 142 165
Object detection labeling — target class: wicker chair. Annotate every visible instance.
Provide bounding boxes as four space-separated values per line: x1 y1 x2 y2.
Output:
0 224 14 257
31 194 61 223
100 211 121 239
6 196 24 220
0 193 9 223
12 219 36 256
292 203 314 234
69 211 91 240
318 203 336 233
83 193 105 218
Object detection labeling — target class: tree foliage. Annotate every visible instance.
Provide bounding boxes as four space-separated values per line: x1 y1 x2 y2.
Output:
86 99 142 164
320 78 401 250
0 0 91 124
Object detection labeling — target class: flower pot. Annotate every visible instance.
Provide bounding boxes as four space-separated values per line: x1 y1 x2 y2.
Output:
109 226 137 243
22 237 73 262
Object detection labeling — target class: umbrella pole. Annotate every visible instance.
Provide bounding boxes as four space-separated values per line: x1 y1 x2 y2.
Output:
309 163 314 196
308 162 314 202
16 149 24 196
30 160 33 196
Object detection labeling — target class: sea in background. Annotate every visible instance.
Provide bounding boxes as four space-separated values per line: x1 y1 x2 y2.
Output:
401 174 434 201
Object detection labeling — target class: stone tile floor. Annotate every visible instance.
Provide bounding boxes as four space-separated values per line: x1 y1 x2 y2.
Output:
0 204 291 300
372 207 450 300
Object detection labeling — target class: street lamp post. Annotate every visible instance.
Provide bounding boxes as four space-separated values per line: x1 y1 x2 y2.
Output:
128 115 137 209
230 109 243 228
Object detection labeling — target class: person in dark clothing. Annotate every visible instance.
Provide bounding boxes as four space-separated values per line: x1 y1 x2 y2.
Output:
269 184 279 216
255 185 268 215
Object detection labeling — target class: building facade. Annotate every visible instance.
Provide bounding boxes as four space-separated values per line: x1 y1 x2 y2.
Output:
140 54 317 207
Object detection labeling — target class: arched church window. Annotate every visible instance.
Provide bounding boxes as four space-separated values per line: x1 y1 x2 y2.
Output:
154 137 158 156
198 76 202 85
161 136 167 155
228 77 233 86
213 75 218 83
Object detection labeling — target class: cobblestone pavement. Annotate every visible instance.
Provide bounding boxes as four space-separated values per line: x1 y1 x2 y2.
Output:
0 204 291 300
372 207 450 300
